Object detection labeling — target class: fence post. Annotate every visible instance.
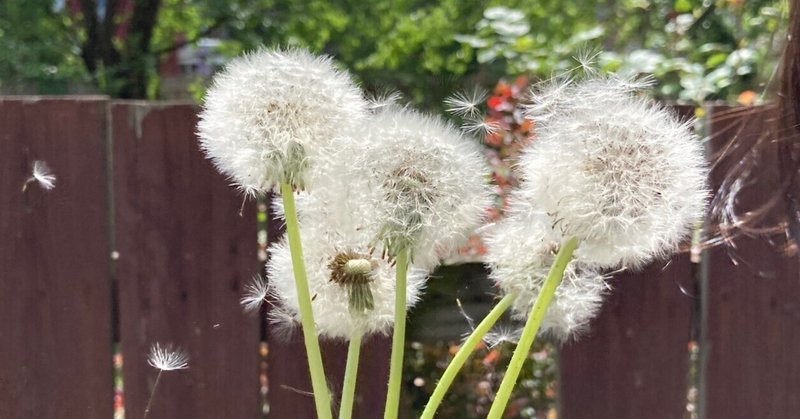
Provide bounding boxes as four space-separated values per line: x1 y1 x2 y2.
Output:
0 97 113 419
700 106 800 418
111 102 261 418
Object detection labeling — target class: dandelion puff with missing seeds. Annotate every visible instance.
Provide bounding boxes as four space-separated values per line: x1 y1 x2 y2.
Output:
147 343 189 371
240 274 270 313
23 160 56 191
198 48 368 194
266 222 429 340
335 106 494 268
483 215 610 342
517 74 709 268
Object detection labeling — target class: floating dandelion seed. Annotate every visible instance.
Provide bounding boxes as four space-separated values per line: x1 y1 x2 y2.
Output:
147 342 189 371
484 324 523 348
444 87 487 118
462 118 500 136
240 275 270 313
198 48 368 194
22 160 56 192
144 343 189 419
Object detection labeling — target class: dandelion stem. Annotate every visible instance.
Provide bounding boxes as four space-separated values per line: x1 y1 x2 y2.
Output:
420 293 516 419
383 247 410 419
142 370 162 419
280 182 333 419
339 331 363 419
486 236 579 419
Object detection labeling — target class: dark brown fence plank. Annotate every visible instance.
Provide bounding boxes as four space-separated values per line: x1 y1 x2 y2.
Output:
265 196 392 419
112 102 261 419
559 258 694 419
558 105 698 419
0 97 113 419
702 106 800 418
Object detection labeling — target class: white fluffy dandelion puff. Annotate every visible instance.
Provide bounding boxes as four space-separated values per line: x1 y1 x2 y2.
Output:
340 106 493 268
517 74 709 268
240 274 270 313
197 48 368 194
22 160 56 191
146 342 189 371
266 224 428 340
483 215 610 342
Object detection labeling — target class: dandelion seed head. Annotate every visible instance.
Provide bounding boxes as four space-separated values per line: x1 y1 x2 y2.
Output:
337 106 493 267
240 275 270 313
483 215 610 342
147 343 189 371
198 48 368 194
266 221 429 340
518 74 709 268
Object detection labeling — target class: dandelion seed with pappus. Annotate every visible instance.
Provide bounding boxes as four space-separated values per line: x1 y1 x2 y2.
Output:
240 274 270 313
143 343 189 419
22 160 56 192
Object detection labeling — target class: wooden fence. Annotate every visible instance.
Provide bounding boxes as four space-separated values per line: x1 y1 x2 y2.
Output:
1 97 798 419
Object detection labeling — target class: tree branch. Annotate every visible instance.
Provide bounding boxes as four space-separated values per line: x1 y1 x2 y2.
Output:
152 18 229 56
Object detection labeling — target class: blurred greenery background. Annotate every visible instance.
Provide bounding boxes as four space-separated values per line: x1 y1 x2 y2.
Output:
0 0 787 106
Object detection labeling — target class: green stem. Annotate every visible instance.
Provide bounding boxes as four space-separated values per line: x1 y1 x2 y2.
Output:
487 237 579 419
280 182 332 419
339 331 363 419
383 247 410 419
420 293 516 419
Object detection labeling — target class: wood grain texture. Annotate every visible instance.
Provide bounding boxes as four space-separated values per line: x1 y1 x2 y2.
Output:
702 106 800 418
111 102 261 419
559 258 694 419
0 97 113 419
264 195 392 419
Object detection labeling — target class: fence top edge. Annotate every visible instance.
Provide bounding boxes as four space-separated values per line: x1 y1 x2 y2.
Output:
0 95 111 102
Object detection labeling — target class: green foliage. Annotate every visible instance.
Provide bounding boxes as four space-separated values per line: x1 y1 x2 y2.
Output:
0 0 88 93
0 0 787 104
406 340 557 418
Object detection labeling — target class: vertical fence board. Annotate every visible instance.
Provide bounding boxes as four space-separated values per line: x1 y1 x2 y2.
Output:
0 97 113 419
702 107 800 418
559 106 698 419
559 258 694 419
264 197 392 418
112 102 260 419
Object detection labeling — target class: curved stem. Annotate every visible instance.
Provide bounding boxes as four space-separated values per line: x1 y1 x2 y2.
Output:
280 182 332 419
487 237 579 419
420 293 516 419
339 332 363 419
383 247 410 419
